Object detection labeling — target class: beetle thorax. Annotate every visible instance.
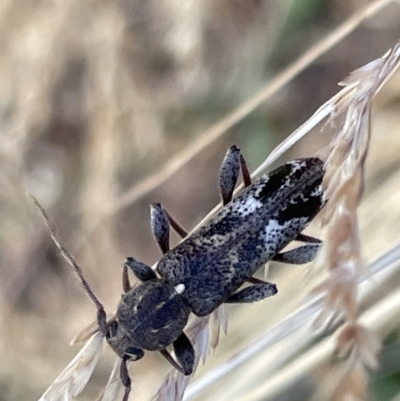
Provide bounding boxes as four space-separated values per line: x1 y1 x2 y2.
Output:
114 279 190 352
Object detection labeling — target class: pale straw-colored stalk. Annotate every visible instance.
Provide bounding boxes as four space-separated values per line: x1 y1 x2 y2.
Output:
150 42 400 401
34 10 400 401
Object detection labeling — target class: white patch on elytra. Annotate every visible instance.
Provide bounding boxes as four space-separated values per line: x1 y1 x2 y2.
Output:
232 196 264 217
311 185 323 196
264 219 285 243
263 217 309 248
289 160 307 171
252 177 269 199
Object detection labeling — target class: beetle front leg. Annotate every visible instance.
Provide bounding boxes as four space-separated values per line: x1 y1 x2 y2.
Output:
220 145 252 205
173 332 195 375
225 282 278 304
123 257 156 292
159 332 194 376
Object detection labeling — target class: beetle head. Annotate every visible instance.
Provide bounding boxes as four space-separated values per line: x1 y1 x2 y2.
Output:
105 319 145 361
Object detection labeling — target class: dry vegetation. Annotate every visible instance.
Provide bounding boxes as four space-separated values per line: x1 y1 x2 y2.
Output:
2 1 400 401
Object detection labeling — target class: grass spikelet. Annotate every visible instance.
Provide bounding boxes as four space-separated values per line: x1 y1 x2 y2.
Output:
310 43 400 400
95 360 126 401
177 44 400 401
149 43 400 401
38 332 103 401
335 323 381 369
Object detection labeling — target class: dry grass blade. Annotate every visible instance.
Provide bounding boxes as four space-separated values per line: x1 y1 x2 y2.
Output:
314 43 400 326
113 0 395 213
151 43 400 401
310 43 400 400
183 44 400 238
196 43 400 236
4 1 400 400
38 332 104 401
95 360 126 401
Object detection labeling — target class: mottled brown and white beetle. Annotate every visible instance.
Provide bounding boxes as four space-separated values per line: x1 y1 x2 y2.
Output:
41 146 325 401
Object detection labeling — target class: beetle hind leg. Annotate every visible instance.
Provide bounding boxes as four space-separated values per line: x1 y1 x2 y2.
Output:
296 233 321 244
225 281 277 304
272 235 322 265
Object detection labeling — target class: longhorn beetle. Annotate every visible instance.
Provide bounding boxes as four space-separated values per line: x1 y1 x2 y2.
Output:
41 146 325 401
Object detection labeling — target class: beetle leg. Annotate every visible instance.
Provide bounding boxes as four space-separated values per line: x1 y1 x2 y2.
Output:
271 233 321 265
151 202 188 243
124 257 156 289
272 243 321 265
220 145 241 205
173 332 195 375
120 359 131 401
240 152 252 187
164 208 188 238
122 262 132 293
295 233 322 244
246 276 270 285
159 349 183 373
159 333 194 376
220 145 252 205
151 202 171 253
225 282 278 304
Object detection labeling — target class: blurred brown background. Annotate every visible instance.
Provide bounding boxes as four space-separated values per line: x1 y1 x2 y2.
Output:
2 1 400 400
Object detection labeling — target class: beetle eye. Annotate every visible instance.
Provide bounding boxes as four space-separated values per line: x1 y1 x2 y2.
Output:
124 347 144 361
106 321 118 339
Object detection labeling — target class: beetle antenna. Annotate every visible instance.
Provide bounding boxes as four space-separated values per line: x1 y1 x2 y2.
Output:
31 195 106 320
